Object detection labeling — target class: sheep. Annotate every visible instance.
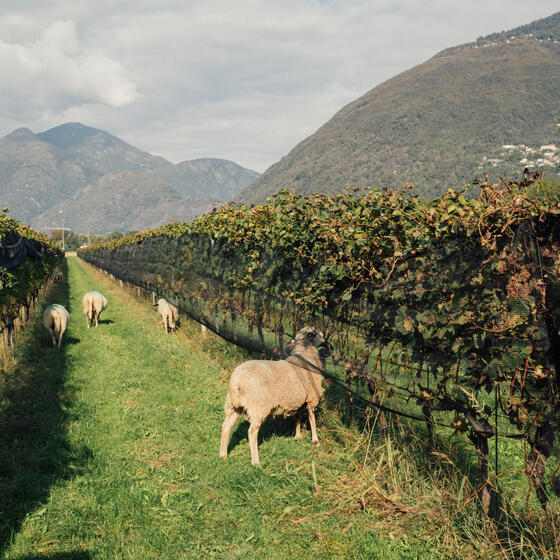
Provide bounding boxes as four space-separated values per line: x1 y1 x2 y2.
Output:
43 304 70 347
82 291 108 328
52 268 63 281
220 326 329 466
156 298 179 333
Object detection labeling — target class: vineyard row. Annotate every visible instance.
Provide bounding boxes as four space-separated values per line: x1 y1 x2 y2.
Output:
78 181 560 516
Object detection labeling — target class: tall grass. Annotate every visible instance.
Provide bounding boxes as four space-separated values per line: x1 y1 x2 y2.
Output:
0 256 557 559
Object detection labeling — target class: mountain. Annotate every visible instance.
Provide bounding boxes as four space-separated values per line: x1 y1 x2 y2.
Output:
238 11 560 204
0 123 259 233
153 158 259 202
31 171 216 234
0 127 82 224
37 122 169 180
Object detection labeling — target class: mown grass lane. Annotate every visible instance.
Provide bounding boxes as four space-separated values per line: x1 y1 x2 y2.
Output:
1 256 517 559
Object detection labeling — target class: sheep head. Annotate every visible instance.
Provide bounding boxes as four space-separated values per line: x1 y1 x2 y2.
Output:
290 326 326 351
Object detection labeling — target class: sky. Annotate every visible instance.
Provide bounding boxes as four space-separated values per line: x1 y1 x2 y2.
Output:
0 1 558 173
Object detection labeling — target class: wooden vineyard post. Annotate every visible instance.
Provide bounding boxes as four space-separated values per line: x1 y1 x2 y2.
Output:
344 362 354 424
248 317 254 346
474 432 492 514
419 360 433 447
277 323 284 355
526 422 557 522
422 404 433 449
367 375 387 437
230 294 239 341
466 411 497 516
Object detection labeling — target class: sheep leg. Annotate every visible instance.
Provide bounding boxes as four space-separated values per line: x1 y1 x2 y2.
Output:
94 310 99 327
50 329 57 347
294 410 302 439
248 420 263 466
163 316 168 333
220 406 241 458
307 403 320 445
57 329 63 347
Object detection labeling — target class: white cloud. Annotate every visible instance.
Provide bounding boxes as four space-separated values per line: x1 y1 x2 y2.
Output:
0 19 137 111
0 1 558 171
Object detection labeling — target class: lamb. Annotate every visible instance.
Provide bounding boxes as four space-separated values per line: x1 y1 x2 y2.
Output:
220 326 329 465
156 298 179 333
82 291 108 328
43 304 70 347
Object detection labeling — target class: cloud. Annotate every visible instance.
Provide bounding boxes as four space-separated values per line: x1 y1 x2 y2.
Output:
0 1 558 172
0 19 137 111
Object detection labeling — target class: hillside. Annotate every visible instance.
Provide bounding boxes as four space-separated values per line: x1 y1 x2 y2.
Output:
238 11 560 204
37 122 169 180
0 127 85 225
153 158 259 203
31 170 217 234
0 123 259 233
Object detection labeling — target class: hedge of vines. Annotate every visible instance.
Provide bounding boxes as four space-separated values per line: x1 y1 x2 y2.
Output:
0 213 63 357
79 179 560 515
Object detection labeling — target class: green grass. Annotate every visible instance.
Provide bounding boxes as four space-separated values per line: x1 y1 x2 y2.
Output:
0 256 557 559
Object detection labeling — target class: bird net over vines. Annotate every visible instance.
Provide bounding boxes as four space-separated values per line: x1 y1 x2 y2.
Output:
0 213 62 308
79 179 560 515
0 213 63 363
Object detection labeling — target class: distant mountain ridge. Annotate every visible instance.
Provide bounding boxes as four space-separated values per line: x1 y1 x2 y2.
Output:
153 158 256 202
0 122 259 233
238 11 560 204
435 11 560 59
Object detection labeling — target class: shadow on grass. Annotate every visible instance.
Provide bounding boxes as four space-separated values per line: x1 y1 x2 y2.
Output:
9 553 93 560
0 261 88 554
228 412 301 454
37 335 81 348
96 319 114 325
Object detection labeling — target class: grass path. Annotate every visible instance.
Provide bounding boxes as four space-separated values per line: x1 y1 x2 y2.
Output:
1 257 507 559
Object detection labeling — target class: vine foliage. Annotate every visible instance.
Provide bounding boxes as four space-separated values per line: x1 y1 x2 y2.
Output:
0 213 63 365
80 178 560 515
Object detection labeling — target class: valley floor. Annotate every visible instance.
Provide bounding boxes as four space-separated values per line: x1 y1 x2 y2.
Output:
0 257 549 559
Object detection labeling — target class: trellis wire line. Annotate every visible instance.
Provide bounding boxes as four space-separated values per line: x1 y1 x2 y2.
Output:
110 267 528 441
79 251 530 444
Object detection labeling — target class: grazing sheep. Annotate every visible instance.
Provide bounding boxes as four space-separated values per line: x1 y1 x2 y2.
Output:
220 326 328 465
82 291 108 328
43 304 70 347
156 298 179 333
52 268 63 281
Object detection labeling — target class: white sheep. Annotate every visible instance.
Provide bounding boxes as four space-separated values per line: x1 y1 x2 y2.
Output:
82 291 108 328
43 304 70 347
220 326 328 465
52 268 63 281
156 298 179 333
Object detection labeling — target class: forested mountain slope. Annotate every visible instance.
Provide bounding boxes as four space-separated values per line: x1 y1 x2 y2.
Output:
239 11 560 203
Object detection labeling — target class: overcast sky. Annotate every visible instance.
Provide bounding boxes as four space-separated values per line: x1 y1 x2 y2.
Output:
0 1 558 172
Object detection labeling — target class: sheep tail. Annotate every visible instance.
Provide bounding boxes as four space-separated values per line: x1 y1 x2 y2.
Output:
83 297 93 320
52 313 62 336
225 387 242 412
